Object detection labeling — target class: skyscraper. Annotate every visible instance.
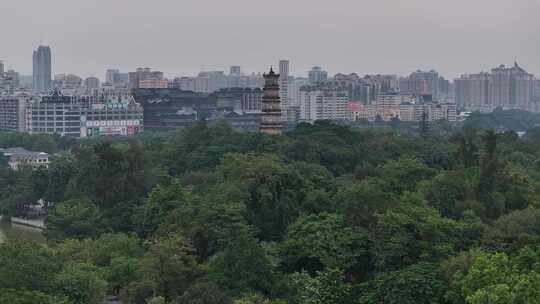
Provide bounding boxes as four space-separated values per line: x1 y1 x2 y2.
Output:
260 67 282 135
0 61 4 76
33 45 52 91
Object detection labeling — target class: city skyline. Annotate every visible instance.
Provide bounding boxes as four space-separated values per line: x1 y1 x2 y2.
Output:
1 47 537 83
1 0 539 79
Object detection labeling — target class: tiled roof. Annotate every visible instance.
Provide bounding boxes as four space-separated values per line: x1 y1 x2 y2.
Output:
0 147 49 158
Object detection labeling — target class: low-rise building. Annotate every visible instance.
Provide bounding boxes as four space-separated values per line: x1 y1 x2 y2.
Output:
139 78 169 89
398 103 425 121
26 90 143 137
0 147 49 170
82 96 143 137
352 101 457 122
376 93 401 121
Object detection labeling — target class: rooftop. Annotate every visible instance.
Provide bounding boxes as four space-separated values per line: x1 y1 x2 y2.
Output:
0 147 49 158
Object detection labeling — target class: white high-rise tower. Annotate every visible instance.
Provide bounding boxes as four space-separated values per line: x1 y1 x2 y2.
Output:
279 60 290 121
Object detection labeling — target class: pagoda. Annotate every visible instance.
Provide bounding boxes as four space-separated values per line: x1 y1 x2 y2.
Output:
260 67 282 135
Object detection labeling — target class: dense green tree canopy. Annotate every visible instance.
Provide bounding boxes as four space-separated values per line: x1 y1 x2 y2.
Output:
3 116 540 303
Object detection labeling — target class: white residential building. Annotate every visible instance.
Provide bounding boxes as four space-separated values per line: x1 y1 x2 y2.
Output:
299 88 349 122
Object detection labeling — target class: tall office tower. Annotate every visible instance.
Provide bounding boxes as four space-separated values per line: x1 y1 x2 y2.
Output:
279 60 290 121
308 66 328 84
0 61 4 76
260 67 282 135
230 66 241 76
32 45 52 91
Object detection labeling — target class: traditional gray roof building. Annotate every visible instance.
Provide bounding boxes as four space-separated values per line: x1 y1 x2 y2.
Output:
0 147 49 170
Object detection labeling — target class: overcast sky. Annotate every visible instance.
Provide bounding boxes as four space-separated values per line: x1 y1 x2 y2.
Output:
2 0 539 80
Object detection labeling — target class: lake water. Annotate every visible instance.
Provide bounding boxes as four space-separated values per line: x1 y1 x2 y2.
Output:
0 221 46 243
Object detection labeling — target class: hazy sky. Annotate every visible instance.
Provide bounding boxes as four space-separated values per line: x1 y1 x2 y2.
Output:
2 0 539 80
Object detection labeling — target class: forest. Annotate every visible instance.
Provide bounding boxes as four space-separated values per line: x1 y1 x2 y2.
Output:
2 110 540 303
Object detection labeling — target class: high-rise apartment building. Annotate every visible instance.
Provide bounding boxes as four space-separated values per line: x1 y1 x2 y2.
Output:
174 70 264 93
454 63 534 111
534 79 540 98
195 71 228 93
299 86 349 123
489 63 534 109
279 60 291 122
328 74 379 104
5 70 20 89
32 45 52 91
106 69 120 84
308 66 328 84
371 74 399 93
439 76 450 98
454 73 490 109
105 69 129 87
85 77 100 89
230 66 241 76
128 68 165 89
0 63 21 93
0 97 27 132
54 74 83 89
400 70 440 99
